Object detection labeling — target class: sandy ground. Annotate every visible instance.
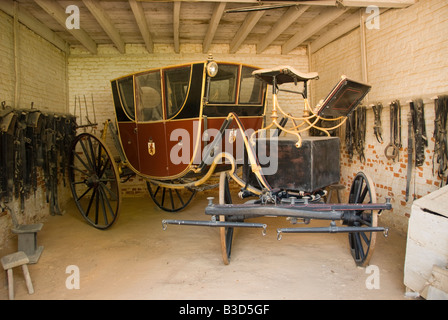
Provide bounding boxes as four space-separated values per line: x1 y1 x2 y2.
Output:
0 193 412 301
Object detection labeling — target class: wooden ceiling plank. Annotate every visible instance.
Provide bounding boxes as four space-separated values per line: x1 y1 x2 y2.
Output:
136 0 414 7
82 0 125 54
282 7 347 54
229 10 264 53
203 2 226 54
33 0 97 54
0 0 69 53
257 5 309 54
341 0 415 8
129 0 154 53
173 1 181 53
310 9 360 53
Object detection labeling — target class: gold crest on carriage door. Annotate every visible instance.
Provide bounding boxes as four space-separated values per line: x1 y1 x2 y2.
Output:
148 138 155 156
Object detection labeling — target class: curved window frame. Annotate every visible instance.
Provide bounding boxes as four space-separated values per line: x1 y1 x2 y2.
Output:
116 76 136 121
164 65 193 120
207 64 239 105
238 66 266 105
135 70 163 122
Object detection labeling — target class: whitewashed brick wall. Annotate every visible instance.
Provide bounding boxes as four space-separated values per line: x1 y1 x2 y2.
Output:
0 10 69 248
311 0 448 233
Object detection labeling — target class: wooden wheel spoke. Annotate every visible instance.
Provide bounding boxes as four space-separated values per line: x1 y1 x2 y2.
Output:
83 187 96 217
79 138 95 171
73 151 92 173
69 133 121 229
219 172 234 265
348 172 378 267
147 181 196 213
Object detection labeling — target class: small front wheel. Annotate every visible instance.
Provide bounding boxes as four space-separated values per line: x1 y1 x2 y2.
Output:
347 172 378 267
219 172 235 265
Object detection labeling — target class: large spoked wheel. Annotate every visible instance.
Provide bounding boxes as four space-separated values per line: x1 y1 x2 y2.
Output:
68 133 121 229
146 180 196 212
219 172 235 265
348 172 378 267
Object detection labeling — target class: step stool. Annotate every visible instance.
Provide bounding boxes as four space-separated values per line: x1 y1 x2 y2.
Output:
326 184 345 204
12 223 44 264
3 206 44 264
1 251 34 300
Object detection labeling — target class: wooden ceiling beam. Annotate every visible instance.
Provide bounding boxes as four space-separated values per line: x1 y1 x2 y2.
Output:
203 2 226 54
229 10 264 53
34 0 97 54
0 0 69 53
136 0 415 8
310 9 360 53
173 1 181 53
310 7 390 53
257 5 309 54
282 7 347 54
129 0 154 53
82 0 125 54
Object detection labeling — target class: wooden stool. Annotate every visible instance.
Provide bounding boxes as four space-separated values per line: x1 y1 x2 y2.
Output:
326 184 345 204
3 206 44 264
12 223 44 264
1 251 34 300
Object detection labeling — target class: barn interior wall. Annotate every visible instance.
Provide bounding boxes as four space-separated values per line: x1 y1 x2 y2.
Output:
0 10 70 248
311 0 448 234
67 43 310 196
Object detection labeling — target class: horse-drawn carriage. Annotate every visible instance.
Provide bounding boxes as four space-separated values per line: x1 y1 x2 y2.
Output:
68 56 391 267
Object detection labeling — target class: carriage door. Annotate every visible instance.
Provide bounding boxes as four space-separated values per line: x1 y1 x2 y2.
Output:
134 70 168 177
114 76 140 172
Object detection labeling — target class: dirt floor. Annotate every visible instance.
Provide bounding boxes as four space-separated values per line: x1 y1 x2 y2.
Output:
0 192 412 301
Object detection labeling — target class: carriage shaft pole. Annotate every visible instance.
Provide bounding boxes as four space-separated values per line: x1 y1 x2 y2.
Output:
205 205 344 220
278 226 387 235
162 219 267 231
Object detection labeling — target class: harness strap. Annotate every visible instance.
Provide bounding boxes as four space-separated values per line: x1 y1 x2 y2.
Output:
433 95 448 185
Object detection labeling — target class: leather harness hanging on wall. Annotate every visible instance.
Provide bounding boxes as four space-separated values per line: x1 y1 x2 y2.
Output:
345 105 366 163
406 99 428 201
372 102 383 143
0 102 77 213
433 95 448 186
410 99 427 167
384 100 402 162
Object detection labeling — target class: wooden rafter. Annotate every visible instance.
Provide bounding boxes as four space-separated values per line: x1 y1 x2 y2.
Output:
257 5 309 54
230 10 264 53
203 2 226 54
173 1 181 53
310 9 360 53
82 0 125 54
129 0 154 53
0 0 69 53
34 0 97 54
282 6 347 54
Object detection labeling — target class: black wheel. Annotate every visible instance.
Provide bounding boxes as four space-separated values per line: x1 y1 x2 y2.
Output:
348 172 378 267
69 133 121 229
146 180 196 212
219 172 235 265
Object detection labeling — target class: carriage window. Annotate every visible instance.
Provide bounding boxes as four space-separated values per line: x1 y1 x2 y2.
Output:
208 64 238 104
239 66 265 105
165 66 191 118
135 71 163 122
117 77 135 120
